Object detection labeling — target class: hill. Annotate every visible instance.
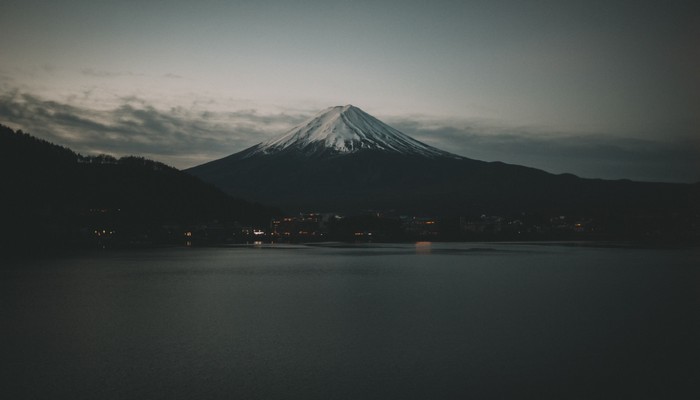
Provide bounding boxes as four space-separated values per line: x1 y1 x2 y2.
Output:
0 125 277 253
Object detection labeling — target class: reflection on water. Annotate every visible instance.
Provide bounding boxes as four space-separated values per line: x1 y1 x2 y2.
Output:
1 243 699 399
415 241 432 254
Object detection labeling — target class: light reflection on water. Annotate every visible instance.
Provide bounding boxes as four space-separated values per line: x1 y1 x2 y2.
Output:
414 241 432 254
1 243 699 399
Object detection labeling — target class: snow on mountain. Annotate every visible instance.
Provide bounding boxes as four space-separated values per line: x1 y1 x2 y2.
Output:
249 105 459 158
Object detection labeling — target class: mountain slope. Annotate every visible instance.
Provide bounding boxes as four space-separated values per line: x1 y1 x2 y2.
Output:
247 105 455 158
0 124 277 251
188 105 698 219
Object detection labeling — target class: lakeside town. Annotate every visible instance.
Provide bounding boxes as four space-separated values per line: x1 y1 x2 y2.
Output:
82 209 698 249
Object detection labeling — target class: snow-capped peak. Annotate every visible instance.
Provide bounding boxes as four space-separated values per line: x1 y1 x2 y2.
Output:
250 105 457 158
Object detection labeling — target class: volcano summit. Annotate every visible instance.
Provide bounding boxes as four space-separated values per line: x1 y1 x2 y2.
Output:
247 105 454 158
188 106 695 216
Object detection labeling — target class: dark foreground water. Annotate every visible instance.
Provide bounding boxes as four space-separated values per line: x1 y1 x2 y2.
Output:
2 243 699 399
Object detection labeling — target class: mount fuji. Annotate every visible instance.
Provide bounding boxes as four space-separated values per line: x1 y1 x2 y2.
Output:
187 105 695 216
247 105 455 158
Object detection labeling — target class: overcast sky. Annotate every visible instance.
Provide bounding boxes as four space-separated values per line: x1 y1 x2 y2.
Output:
1 0 698 182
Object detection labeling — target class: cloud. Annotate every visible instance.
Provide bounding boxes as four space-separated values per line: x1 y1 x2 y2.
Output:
80 68 146 78
388 117 700 183
0 90 307 168
81 69 185 81
163 73 184 79
0 89 697 183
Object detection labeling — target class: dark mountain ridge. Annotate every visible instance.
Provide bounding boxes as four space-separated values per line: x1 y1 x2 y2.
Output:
1 124 277 253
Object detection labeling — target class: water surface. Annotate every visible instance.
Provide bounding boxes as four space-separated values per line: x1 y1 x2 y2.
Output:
2 243 699 399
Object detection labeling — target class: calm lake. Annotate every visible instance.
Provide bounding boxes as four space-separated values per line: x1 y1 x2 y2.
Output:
2 243 699 399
